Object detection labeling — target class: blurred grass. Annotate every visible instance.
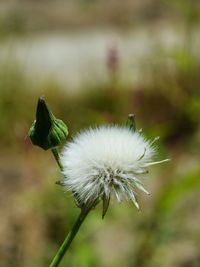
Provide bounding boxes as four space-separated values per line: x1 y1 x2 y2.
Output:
0 47 200 266
0 3 200 266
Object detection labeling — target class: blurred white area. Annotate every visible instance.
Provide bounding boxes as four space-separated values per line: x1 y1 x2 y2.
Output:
0 26 199 91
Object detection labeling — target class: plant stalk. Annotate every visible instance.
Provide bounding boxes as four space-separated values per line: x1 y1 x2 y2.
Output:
51 148 63 171
50 148 91 266
49 208 90 267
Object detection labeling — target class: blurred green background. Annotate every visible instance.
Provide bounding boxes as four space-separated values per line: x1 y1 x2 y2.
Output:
0 1 200 267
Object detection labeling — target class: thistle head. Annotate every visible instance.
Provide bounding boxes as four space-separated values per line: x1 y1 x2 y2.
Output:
29 97 68 150
60 122 169 217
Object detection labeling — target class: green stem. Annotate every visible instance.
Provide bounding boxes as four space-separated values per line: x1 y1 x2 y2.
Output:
51 148 63 171
49 208 90 267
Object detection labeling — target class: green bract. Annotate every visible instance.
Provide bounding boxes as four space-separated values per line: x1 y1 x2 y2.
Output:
29 97 68 150
126 113 136 132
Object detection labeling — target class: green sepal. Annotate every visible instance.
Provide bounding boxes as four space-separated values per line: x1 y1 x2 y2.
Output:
29 97 68 150
126 114 136 132
102 193 111 219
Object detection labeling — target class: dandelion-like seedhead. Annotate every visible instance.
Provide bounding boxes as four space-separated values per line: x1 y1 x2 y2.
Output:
61 126 168 216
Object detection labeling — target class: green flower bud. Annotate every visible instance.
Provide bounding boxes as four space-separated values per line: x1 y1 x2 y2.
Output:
29 97 68 150
126 114 136 132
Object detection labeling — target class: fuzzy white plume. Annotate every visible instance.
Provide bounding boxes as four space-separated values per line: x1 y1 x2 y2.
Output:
61 126 168 213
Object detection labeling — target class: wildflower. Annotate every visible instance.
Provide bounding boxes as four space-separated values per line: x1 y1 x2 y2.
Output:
61 126 168 217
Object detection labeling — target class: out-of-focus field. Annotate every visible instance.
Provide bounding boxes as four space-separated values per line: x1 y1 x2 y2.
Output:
0 1 200 267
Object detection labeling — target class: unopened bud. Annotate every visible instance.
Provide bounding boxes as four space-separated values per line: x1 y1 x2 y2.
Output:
28 97 68 150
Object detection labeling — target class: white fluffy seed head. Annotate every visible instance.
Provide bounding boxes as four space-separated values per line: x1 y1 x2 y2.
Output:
61 125 168 211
